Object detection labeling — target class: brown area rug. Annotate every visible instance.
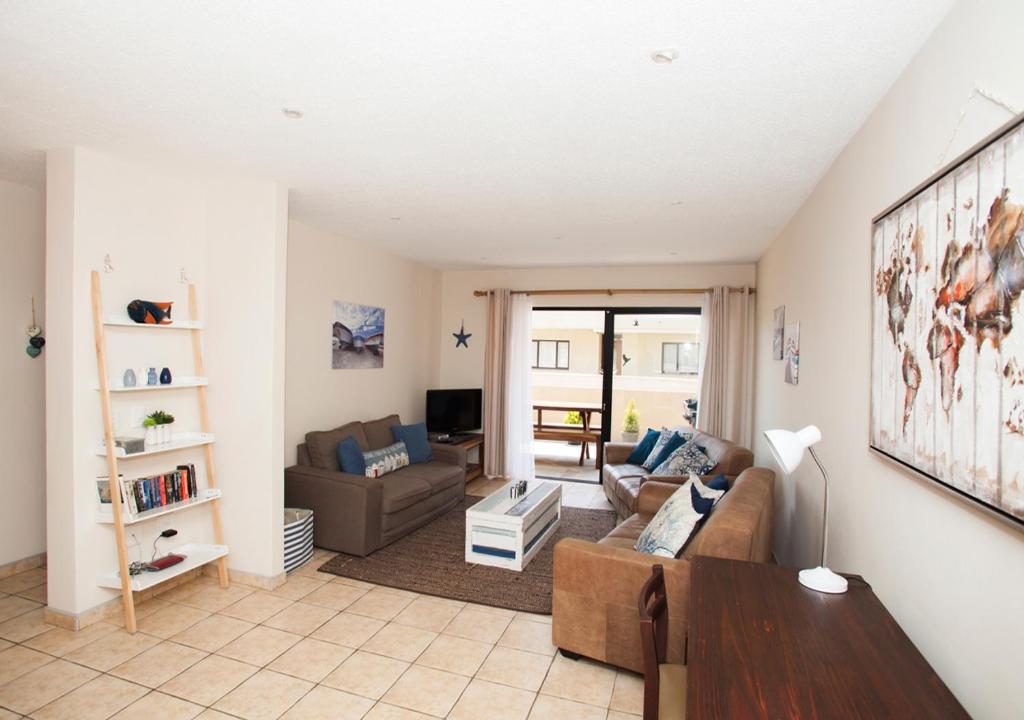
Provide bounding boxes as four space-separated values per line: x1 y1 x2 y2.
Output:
317 497 617 614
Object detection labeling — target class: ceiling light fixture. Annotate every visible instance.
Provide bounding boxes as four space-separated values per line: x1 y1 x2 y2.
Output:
651 48 679 64
281 108 304 119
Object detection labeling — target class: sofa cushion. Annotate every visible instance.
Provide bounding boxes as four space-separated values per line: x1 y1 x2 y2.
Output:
634 481 706 558
336 436 367 475
364 414 401 450
651 440 715 477
626 428 661 465
363 441 410 478
614 476 642 514
643 430 689 471
305 422 369 471
604 463 646 486
601 514 650 544
381 475 432 514
388 461 463 494
391 422 433 464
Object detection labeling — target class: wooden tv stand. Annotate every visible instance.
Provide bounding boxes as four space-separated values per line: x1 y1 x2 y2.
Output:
445 433 484 482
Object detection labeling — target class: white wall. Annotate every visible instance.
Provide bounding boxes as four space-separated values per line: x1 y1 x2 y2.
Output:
284 220 441 463
752 0 1024 716
45 147 288 616
0 179 46 567
439 264 754 390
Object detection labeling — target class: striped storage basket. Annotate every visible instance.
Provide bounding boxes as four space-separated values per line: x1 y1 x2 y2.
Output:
283 508 314 573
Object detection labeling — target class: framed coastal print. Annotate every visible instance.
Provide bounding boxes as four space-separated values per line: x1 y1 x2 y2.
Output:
332 300 385 369
870 113 1024 529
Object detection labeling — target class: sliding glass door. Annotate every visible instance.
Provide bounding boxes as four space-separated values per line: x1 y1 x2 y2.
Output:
530 307 700 483
604 310 701 446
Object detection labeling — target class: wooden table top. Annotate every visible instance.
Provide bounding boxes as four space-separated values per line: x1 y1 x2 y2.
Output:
532 400 603 412
687 557 969 719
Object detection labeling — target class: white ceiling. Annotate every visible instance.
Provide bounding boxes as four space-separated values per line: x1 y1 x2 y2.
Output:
0 1 952 269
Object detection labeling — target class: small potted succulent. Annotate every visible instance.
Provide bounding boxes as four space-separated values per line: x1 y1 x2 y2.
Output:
147 410 175 444
622 399 640 443
143 414 159 446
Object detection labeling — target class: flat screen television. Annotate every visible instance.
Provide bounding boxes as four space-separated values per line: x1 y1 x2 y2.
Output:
426 388 482 435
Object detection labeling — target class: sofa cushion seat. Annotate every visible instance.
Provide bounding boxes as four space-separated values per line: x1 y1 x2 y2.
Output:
605 463 646 482
600 513 651 545
381 475 432 514
614 476 643 512
389 461 463 494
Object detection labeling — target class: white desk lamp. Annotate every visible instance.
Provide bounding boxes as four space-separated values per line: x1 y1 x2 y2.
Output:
763 425 848 594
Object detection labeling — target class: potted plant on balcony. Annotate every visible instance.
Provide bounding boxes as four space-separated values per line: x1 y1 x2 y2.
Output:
622 399 639 443
563 411 584 445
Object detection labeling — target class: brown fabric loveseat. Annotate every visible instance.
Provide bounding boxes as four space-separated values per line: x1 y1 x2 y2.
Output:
285 414 466 556
553 467 774 673
603 428 754 519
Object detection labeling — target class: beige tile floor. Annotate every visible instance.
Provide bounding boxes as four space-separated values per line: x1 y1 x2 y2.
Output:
0 488 641 720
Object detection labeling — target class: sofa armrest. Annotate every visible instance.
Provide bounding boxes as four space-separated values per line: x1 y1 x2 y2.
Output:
430 443 467 468
284 465 383 556
552 538 690 671
603 442 635 465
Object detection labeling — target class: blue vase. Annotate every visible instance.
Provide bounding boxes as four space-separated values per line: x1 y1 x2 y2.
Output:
159 367 172 385
123 369 137 387
147 367 158 386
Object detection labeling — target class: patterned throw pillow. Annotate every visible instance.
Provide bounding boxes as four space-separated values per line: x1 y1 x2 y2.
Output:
651 440 715 476
363 441 410 478
642 429 693 470
634 480 706 558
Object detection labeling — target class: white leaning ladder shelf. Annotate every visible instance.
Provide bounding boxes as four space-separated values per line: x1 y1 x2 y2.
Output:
91 270 229 632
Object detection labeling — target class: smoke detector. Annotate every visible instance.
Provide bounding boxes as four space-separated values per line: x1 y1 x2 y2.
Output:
651 49 679 64
281 108 304 119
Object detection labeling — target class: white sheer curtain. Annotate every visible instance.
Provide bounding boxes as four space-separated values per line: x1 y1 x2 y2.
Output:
504 293 535 481
697 286 754 446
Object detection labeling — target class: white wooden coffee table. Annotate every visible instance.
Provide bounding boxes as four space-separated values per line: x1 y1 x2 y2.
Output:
465 480 562 571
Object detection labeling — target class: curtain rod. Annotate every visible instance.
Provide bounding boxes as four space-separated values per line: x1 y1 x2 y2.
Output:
472 287 755 297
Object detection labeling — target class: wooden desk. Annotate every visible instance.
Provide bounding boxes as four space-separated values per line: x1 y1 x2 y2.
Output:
532 400 604 468
687 557 969 719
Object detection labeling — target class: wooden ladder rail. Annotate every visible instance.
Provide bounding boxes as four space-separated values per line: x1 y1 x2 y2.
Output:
90 271 137 632
189 284 229 588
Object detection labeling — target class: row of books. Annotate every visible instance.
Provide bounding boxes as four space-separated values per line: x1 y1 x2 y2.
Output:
97 464 199 515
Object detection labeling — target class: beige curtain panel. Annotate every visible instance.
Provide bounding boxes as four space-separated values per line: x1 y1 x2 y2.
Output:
483 289 512 477
697 286 754 447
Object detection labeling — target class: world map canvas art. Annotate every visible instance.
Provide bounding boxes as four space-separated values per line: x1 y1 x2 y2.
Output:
870 117 1024 528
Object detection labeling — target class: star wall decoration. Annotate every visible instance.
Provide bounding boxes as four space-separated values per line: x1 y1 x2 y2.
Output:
453 320 471 348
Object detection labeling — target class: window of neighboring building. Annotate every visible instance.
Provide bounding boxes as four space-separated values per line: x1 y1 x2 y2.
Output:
533 339 570 370
662 341 699 375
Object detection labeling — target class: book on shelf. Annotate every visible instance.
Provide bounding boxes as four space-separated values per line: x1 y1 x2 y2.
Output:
98 463 199 516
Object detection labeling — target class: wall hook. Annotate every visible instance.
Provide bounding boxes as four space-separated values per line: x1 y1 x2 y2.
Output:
103 254 114 273
178 266 192 284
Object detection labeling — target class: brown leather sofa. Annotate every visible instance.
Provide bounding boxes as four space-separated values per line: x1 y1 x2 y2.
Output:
553 467 774 673
603 428 754 519
284 414 466 556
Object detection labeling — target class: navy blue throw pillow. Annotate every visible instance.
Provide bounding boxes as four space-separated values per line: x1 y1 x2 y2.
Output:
627 428 660 465
690 483 715 515
706 473 728 493
391 422 433 464
337 436 366 475
646 432 688 471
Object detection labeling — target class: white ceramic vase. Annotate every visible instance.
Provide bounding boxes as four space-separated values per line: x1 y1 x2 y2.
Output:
160 424 173 444
144 426 158 446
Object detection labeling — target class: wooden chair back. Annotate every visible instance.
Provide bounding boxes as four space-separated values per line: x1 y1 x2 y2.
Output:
638 564 668 720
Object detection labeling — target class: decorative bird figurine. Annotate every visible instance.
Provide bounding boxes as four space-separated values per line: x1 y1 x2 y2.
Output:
622 354 632 366
453 321 472 348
